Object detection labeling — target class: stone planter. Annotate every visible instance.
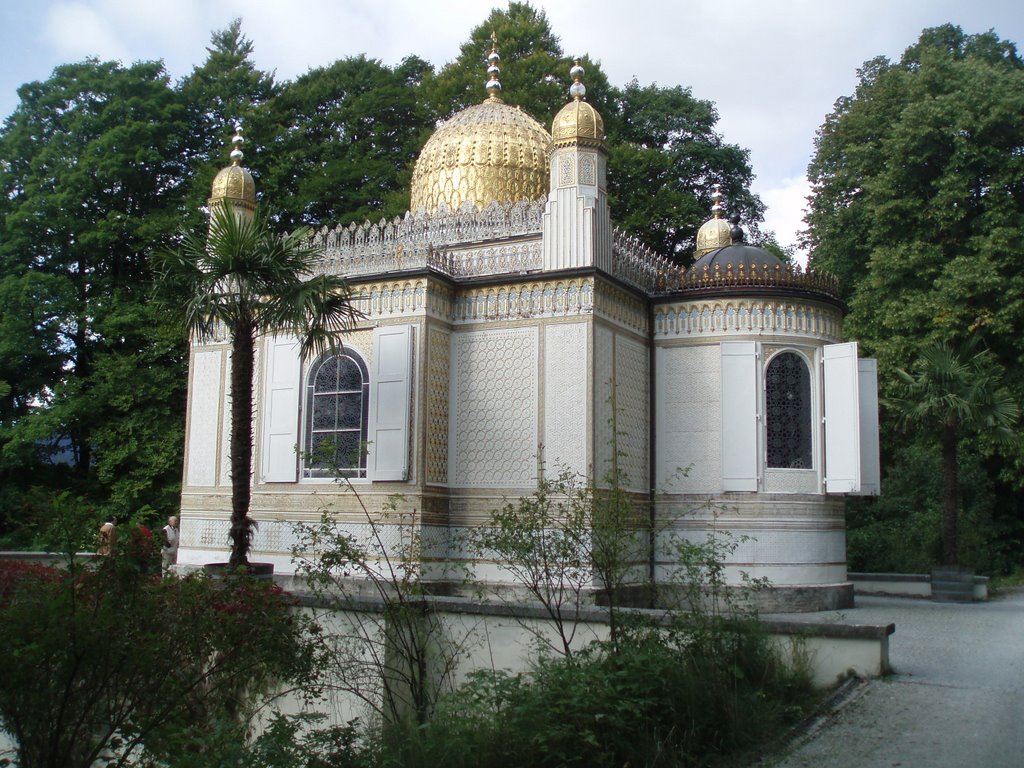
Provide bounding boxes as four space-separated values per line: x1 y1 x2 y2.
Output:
930 566 975 603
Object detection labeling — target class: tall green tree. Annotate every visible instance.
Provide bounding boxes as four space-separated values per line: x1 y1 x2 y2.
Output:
806 26 1024 357
805 24 1024 492
889 339 1018 566
159 205 361 566
0 59 188 526
424 2 604 124
606 80 764 262
178 20 279 220
264 54 435 229
805 25 1024 570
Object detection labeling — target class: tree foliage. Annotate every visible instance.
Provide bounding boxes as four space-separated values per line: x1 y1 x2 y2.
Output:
178 19 280 222
263 55 435 229
424 2 592 124
805 24 1024 569
0 58 188 527
888 339 1018 565
806 24 1024 368
0 496 317 767
606 80 763 261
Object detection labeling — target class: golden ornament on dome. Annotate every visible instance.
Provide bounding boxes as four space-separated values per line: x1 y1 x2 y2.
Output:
551 59 605 149
209 123 256 211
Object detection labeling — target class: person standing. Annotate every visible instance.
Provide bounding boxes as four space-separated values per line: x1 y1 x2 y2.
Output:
98 515 117 556
161 515 179 574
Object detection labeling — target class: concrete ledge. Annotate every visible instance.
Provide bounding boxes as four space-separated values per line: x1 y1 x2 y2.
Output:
291 588 892 687
848 572 989 601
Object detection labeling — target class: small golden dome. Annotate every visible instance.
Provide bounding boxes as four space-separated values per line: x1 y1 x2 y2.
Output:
695 184 732 258
209 124 256 211
409 36 551 213
551 60 605 149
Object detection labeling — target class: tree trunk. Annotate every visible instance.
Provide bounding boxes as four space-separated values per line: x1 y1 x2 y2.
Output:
228 321 256 567
941 424 959 567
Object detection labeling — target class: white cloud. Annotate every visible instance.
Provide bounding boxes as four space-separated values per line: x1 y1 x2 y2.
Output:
758 175 811 264
44 1 130 62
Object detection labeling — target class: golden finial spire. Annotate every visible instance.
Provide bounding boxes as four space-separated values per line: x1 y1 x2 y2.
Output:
485 32 503 102
229 122 245 166
711 183 724 219
569 59 586 101
209 119 256 212
694 182 732 257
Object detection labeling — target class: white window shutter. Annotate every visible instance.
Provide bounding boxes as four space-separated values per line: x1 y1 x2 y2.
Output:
720 341 758 491
262 335 301 482
369 325 412 481
854 358 881 496
823 342 861 493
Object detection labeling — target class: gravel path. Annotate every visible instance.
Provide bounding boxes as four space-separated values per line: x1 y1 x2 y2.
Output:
767 591 1024 768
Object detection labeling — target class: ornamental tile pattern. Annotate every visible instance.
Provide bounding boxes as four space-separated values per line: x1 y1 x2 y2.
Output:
450 327 538 488
426 325 450 485
543 322 588 476
615 334 650 492
655 344 721 493
186 350 223 487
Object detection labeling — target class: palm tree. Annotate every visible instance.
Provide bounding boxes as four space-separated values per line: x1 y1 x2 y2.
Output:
161 203 361 566
890 338 1018 566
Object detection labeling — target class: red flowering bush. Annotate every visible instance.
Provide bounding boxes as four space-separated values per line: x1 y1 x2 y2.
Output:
0 560 60 606
0 560 319 767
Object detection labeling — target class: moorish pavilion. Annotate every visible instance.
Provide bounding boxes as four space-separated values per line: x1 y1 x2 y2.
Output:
178 42 878 611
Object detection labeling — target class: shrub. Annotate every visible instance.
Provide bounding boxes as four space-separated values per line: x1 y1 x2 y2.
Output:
381 618 813 768
0 559 318 767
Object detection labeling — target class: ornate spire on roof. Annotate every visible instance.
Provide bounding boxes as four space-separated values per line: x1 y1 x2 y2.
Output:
229 122 245 165
569 58 586 101
209 120 256 212
485 33 503 102
694 182 732 258
550 58 605 149
711 183 724 218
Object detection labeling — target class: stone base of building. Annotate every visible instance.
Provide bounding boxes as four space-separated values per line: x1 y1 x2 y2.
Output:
652 581 855 614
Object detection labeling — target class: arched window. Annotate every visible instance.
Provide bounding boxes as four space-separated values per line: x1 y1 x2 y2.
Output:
303 351 369 478
765 352 812 469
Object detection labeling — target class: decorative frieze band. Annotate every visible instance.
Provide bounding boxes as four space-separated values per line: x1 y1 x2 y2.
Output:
349 279 429 319
451 278 594 324
654 299 842 340
310 200 546 277
593 280 649 335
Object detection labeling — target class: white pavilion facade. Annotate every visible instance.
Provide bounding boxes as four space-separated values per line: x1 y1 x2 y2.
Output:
177 53 879 612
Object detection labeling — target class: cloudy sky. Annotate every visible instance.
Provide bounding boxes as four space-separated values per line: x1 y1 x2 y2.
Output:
2 0 1022 256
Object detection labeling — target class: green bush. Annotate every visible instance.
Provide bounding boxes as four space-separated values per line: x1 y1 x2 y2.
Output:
375 619 813 768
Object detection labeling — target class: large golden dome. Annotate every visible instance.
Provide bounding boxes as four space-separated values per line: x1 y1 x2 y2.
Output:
409 39 550 213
